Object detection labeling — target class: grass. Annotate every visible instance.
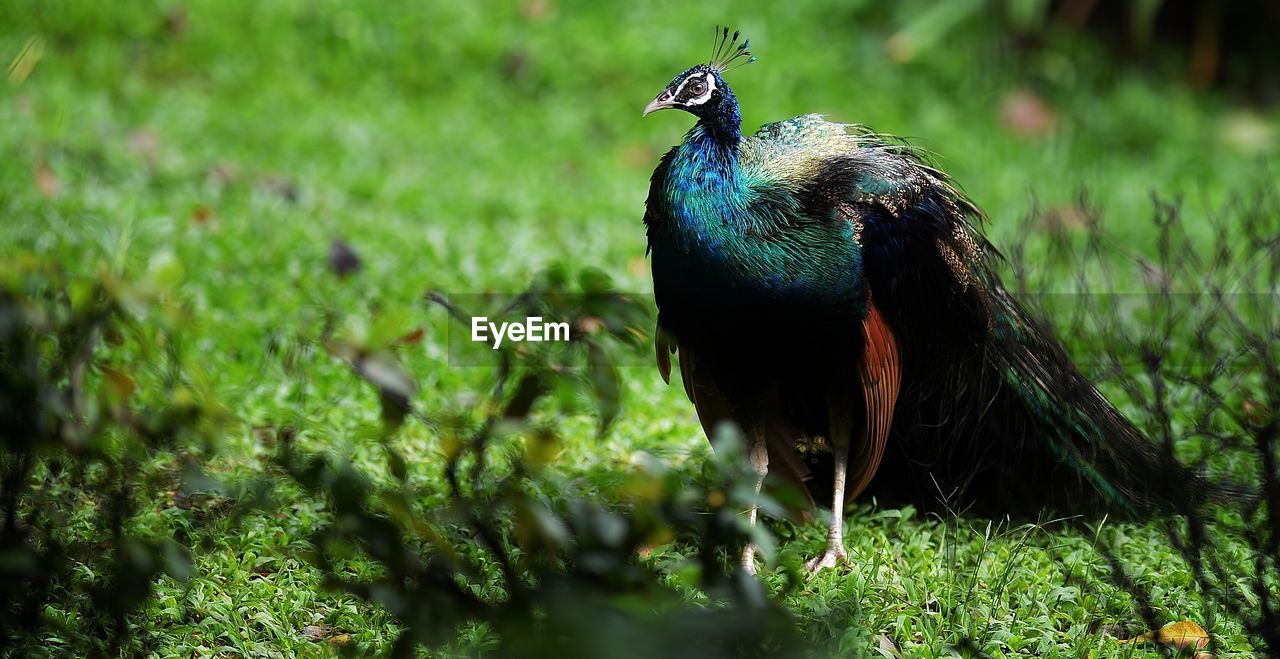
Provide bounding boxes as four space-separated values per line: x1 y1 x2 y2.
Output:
2 0 1276 655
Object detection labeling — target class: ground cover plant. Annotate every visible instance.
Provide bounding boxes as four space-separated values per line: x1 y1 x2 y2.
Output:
1 1 1278 656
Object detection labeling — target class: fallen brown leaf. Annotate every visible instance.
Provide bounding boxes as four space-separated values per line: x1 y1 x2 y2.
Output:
191 205 213 225
1037 206 1088 235
301 624 334 642
396 327 425 345
1001 89 1058 139
1243 399 1272 425
519 0 552 20
577 316 603 335
1120 620 1210 651
34 163 59 198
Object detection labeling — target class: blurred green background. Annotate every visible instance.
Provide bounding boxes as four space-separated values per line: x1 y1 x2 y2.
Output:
2 0 1277 655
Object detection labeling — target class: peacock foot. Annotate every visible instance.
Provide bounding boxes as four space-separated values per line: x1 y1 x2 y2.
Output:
802 545 848 573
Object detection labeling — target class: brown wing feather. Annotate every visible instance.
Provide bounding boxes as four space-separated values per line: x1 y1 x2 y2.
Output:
846 299 901 503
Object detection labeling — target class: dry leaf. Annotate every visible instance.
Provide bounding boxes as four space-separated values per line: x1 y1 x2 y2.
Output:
301 624 334 642
519 0 552 20
1037 206 1088 234
885 34 916 64
878 633 902 658
34 163 59 198
302 621 352 647
396 327 425 345
191 205 213 225
1243 399 1272 425
577 316 603 335
1000 89 1058 138
1120 620 1209 651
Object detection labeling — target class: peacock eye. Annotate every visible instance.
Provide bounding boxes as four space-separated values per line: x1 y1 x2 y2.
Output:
688 80 707 96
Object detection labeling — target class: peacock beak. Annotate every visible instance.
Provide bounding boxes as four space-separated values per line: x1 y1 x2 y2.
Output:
643 92 676 117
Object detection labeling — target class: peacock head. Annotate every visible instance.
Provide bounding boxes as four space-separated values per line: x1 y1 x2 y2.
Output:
643 28 755 135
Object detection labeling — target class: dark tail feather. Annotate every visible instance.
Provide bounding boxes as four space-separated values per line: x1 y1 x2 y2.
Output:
982 285 1216 515
869 280 1237 518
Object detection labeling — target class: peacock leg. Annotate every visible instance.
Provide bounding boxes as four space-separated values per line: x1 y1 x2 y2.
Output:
805 406 851 572
740 430 769 575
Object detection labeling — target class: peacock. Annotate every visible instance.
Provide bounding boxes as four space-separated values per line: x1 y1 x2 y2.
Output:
642 29 1219 573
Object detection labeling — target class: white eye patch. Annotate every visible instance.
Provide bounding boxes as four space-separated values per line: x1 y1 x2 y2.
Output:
670 72 716 107
684 73 716 106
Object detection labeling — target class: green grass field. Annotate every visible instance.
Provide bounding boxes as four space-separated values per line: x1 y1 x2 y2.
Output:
2 1 1276 656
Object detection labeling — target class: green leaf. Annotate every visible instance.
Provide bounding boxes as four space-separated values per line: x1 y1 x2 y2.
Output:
585 342 621 435
100 365 136 401
352 352 416 428
383 444 408 482
161 540 194 583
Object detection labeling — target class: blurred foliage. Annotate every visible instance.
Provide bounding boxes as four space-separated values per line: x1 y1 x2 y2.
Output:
279 268 804 657
1008 190 1280 653
0 257 224 653
891 0 1280 98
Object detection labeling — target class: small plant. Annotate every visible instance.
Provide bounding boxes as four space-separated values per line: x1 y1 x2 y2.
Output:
0 257 222 653
1010 191 1280 653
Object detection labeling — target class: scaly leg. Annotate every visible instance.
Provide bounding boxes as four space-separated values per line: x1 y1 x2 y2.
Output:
805 406 851 572
740 431 769 575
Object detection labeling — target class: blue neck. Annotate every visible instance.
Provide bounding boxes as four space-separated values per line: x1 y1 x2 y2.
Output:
664 122 747 247
678 121 741 178
657 89 757 253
